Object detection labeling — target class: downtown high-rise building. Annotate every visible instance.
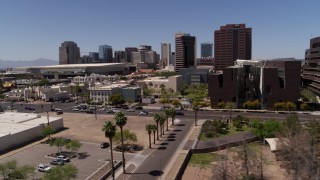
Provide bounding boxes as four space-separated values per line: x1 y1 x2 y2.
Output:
89 52 99 63
161 43 172 66
114 51 126 63
302 36 320 95
99 45 113 63
175 32 196 72
125 47 138 63
59 41 80 65
214 24 252 70
200 42 213 58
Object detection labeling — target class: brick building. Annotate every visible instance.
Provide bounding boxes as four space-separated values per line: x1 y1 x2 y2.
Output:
208 59 301 109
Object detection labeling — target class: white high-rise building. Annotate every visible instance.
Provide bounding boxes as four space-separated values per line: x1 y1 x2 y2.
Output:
161 43 172 65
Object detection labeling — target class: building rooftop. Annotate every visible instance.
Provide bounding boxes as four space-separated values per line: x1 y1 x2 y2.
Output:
0 112 61 137
89 83 130 90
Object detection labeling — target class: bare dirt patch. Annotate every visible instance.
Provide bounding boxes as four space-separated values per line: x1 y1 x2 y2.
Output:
50 112 153 148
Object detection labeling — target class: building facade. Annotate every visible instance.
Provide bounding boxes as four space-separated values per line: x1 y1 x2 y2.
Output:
161 43 172 66
175 32 196 72
200 42 213 58
125 47 138 63
99 45 113 63
59 41 80 65
208 59 301 109
302 37 320 95
114 51 126 63
89 52 99 62
80 55 93 64
179 67 210 85
214 24 252 71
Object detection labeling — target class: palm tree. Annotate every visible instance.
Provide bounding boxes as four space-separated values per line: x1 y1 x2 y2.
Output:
159 114 166 136
193 104 200 126
151 125 157 145
102 121 116 180
154 114 161 140
167 108 176 126
115 112 127 173
165 109 170 131
145 124 153 148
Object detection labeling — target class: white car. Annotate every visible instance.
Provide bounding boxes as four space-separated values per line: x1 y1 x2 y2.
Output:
127 109 135 112
57 155 70 162
139 111 148 116
99 108 106 111
37 164 51 172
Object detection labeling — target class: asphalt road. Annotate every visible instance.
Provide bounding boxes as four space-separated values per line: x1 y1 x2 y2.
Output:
126 118 193 180
1 101 319 122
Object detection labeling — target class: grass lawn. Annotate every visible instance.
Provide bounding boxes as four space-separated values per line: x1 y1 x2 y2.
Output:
189 153 219 167
199 122 252 141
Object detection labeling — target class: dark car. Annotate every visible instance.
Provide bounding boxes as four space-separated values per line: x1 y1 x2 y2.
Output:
86 110 94 114
100 142 110 148
50 159 64 166
175 111 184 116
135 106 143 110
25 107 35 111
56 110 63 115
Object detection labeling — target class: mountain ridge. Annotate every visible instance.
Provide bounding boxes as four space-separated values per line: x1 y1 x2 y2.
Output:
0 58 58 69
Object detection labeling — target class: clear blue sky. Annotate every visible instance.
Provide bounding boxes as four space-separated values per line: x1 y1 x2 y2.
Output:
0 0 319 61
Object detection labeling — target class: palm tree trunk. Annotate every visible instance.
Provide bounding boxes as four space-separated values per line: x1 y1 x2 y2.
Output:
153 131 156 144
148 133 151 148
110 138 115 180
171 116 174 126
120 127 126 173
166 117 169 131
162 124 164 135
194 111 197 126
156 123 159 140
159 125 162 138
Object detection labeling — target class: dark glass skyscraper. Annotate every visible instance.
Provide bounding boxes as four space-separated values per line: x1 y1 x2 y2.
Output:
175 32 196 72
214 24 252 70
99 45 113 63
200 42 213 58
59 41 80 65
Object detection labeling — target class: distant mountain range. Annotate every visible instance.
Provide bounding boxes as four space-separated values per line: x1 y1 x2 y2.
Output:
0 58 58 69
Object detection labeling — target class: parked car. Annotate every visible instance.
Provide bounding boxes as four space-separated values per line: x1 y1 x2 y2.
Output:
106 109 114 114
50 159 64 166
175 111 184 116
37 164 51 172
86 110 94 114
99 108 105 111
127 109 135 112
25 107 35 111
56 110 63 115
100 142 110 148
139 111 148 116
57 155 70 162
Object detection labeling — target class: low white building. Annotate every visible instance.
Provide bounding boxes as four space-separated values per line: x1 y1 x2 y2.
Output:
72 74 120 85
89 83 130 103
0 112 63 152
24 84 71 102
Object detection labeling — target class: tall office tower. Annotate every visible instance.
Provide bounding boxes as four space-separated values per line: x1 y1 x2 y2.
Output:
175 32 196 72
201 42 213 58
302 36 320 95
214 24 252 70
80 55 93 64
59 41 80 65
99 45 113 63
125 47 138 62
139 45 152 51
89 52 99 62
161 43 172 66
114 51 126 62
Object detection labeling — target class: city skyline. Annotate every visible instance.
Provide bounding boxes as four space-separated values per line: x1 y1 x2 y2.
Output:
0 0 319 61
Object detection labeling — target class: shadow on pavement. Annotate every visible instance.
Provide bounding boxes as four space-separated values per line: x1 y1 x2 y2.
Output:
157 146 167 150
173 129 182 132
149 170 163 176
167 135 175 138
77 152 90 159
176 124 185 126
159 142 168 145
166 138 175 141
169 133 176 135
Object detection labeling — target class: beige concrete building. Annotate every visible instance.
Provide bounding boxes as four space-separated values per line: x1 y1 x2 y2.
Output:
0 112 63 152
138 75 182 96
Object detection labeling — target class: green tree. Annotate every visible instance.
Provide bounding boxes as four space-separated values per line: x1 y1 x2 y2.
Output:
180 81 188 97
159 97 169 107
286 101 296 112
164 109 171 131
251 119 283 139
171 99 181 108
109 93 125 105
154 114 161 140
36 79 49 86
150 124 157 145
65 140 82 157
167 108 176 126
225 102 236 123
159 114 166 136
142 87 152 97
146 124 153 148
102 121 116 180
43 164 78 180
300 103 310 112
114 130 137 144
217 102 226 109
115 111 127 173
42 126 55 140
193 103 200 126
49 137 67 154
274 102 286 111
